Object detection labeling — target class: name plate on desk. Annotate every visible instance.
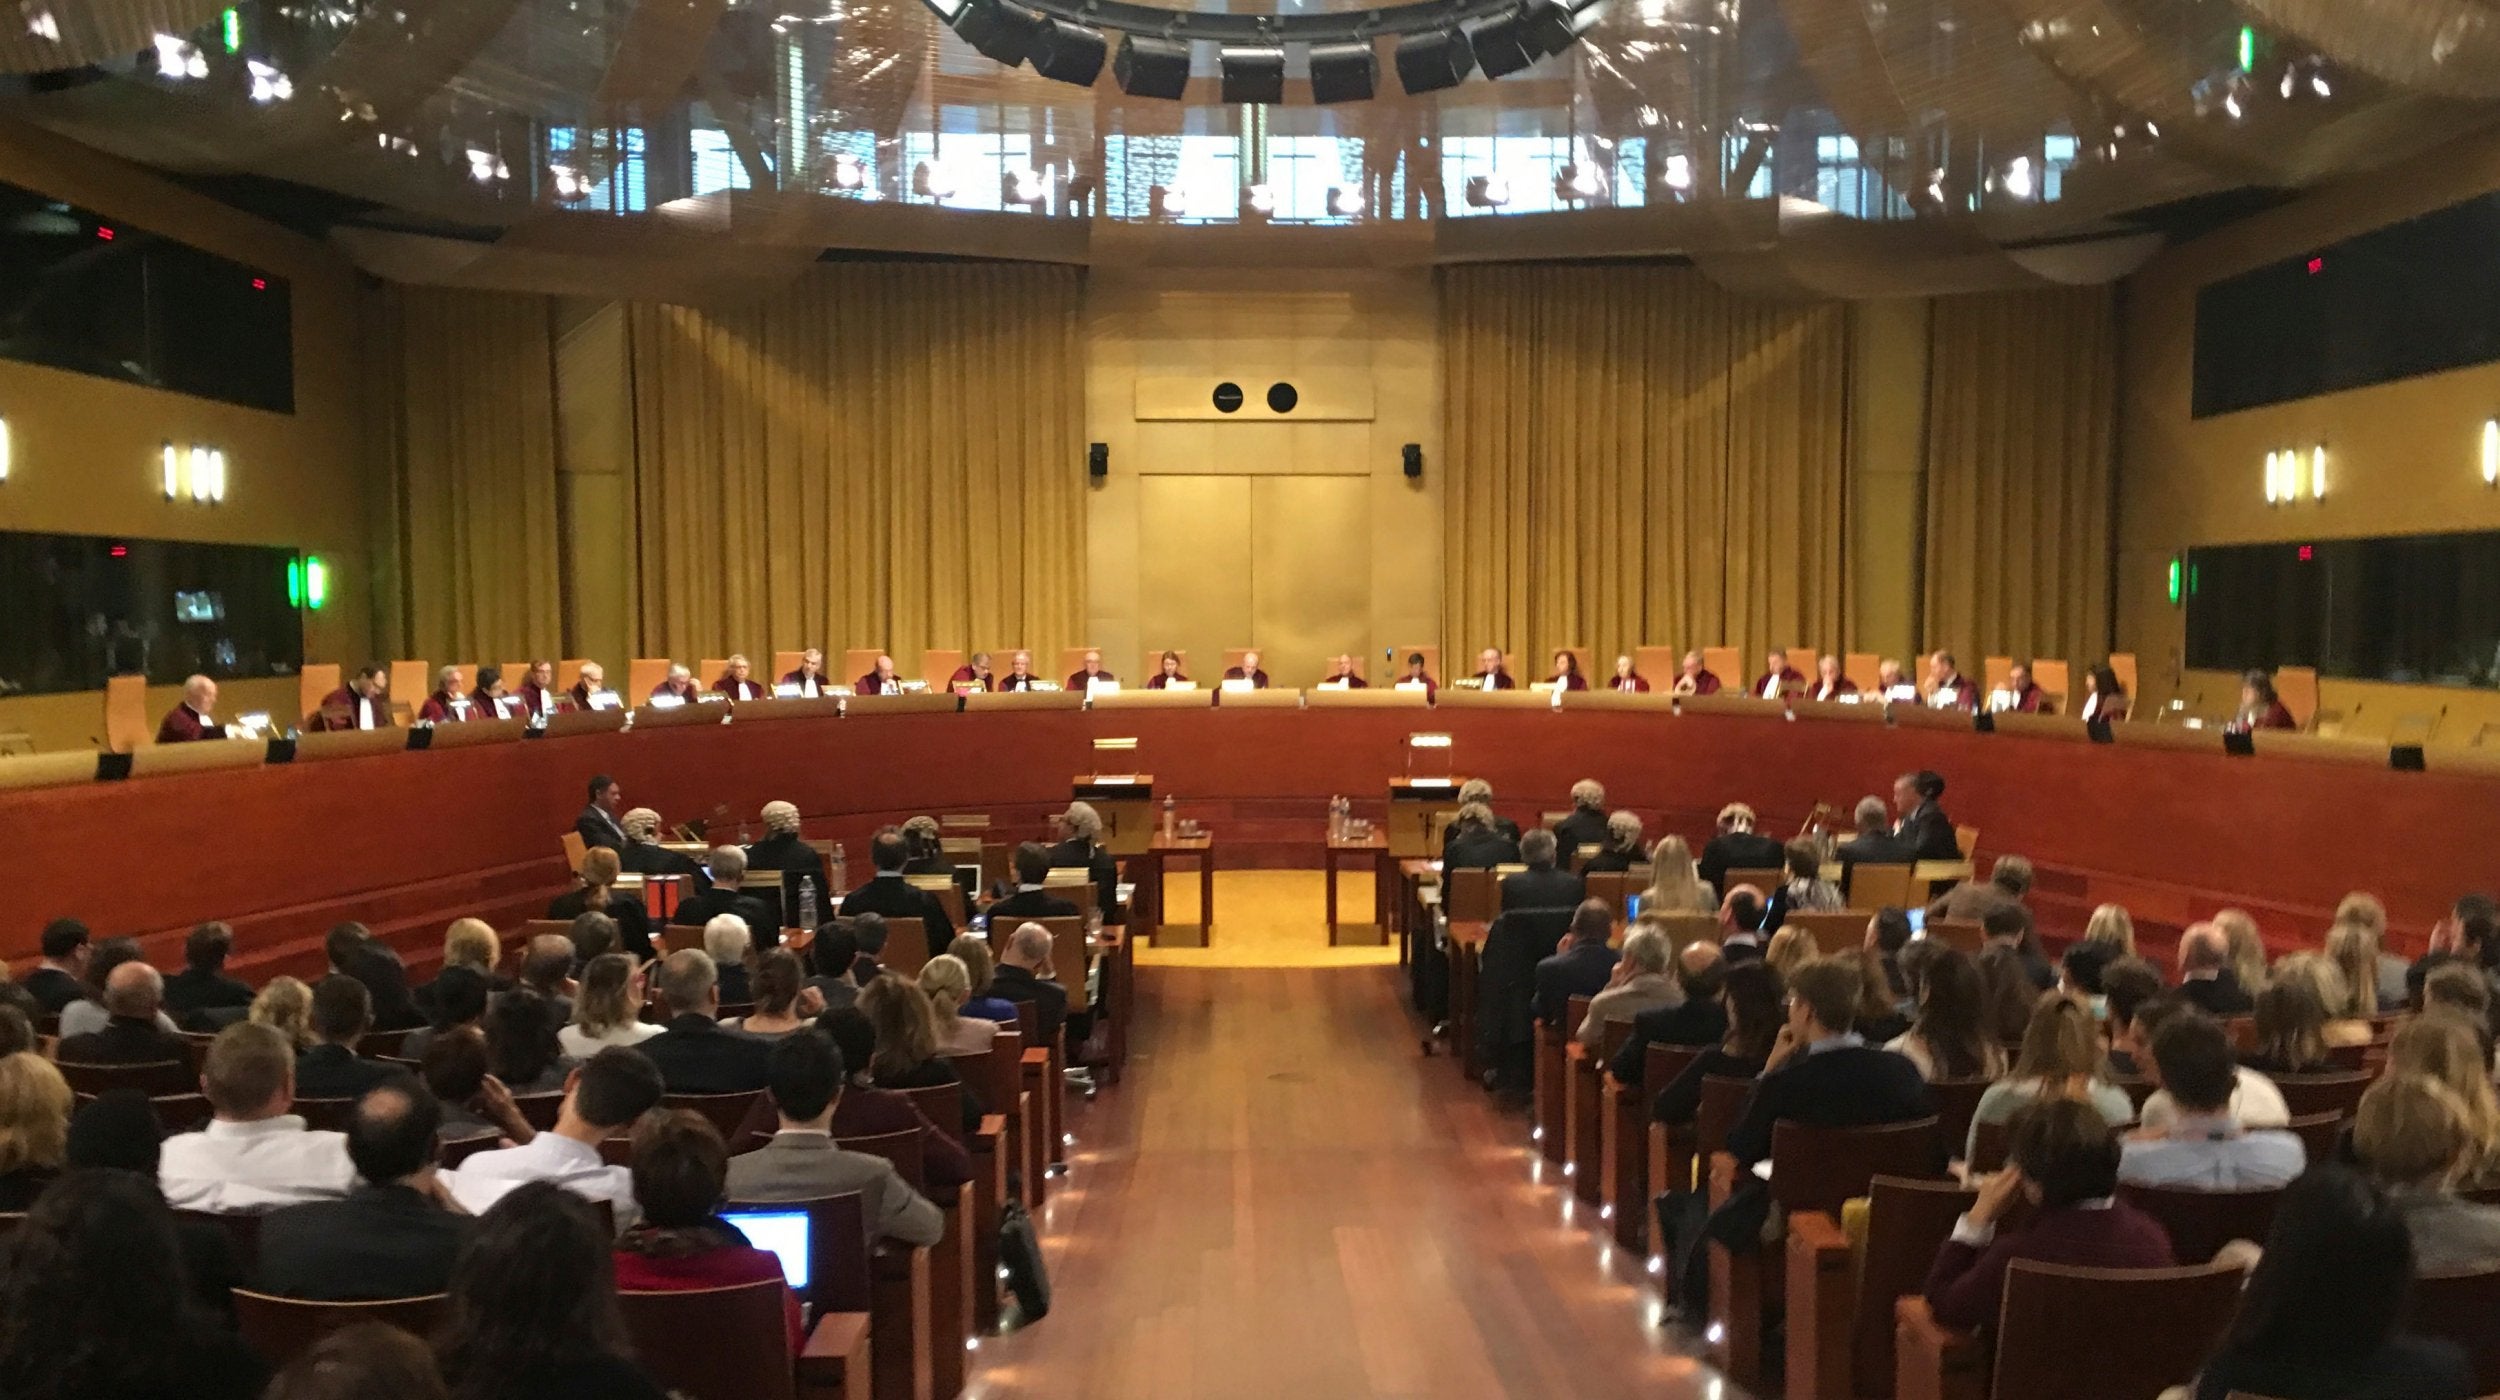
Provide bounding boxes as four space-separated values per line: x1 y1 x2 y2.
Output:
632 701 730 730
539 708 631 739
962 690 1082 713
847 692 958 716
1559 689 1674 714
729 696 844 724
1789 697 1887 727
1214 687 1300 709
1092 689 1212 710
1074 773 1154 800
1434 687 1548 710
424 716 529 750
1307 687 1427 709
1671 693 1788 720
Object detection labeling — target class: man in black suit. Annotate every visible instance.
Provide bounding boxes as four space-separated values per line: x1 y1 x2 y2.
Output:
57 962 190 1065
1698 802 1788 897
1891 769 1963 862
1533 900 1620 1025
989 843 1083 923
295 976 400 1101
2176 922 2255 1016
1682 954 1933 1311
745 800 830 923
1444 803 1522 871
326 923 425 1032
1501 830 1585 914
23 918 89 1015
670 846 778 949
1834 795 1917 888
162 922 254 1024
1609 943 1729 1084
841 828 957 963
1442 779 1522 850
1043 803 1119 924
990 921 1071 1048
575 774 628 853
1550 779 1613 858
639 950 774 1093
255 1078 471 1299
619 806 707 881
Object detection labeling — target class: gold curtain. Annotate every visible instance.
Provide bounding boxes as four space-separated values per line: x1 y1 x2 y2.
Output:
373 286 565 663
1439 264 1851 665
625 264 1086 662
1921 285 2116 665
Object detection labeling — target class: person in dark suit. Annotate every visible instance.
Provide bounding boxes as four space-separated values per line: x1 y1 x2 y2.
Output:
1607 942 1732 1083
22 919 90 1015
671 846 777 949
548 847 655 960
65 1090 243 1321
1042 803 1119 924
294 976 400 1101
163 922 254 1024
989 921 1071 1047
1550 779 1613 856
639 950 774 1094
1500 830 1585 914
1534 900 1621 1025
745 801 830 919
1066 648 1116 691
1222 650 1270 688
2178 922 2257 1016
842 827 958 961
255 1078 471 1299
576 774 629 853
1581 812 1647 874
1444 803 1522 871
1698 802 1787 896
618 806 706 882
989 842 1082 923
1834 795 1918 889
1441 779 1521 848
326 922 426 1032
1892 770 1964 862
56 962 189 1065
155 674 222 743
1683 954 1934 1311
898 816 951 876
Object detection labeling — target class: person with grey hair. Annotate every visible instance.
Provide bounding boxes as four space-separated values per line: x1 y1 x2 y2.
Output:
1836 792 1918 893
156 673 222 742
1552 779 1613 855
1444 778 1522 848
1501 829 1585 915
1045 802 1120 923
989 922 1071 1047
1533 899 1620 1026
58 937 183 1040
1577 924 1677 1049
636 950 772 1093
1583 810 1647 874
2179 921 2257 1017
669 844 777 949
744 799 829 919
651 662 700 703
57 961 189 1065
702 914 755 1003
899 815 949 875
1444 801 1522 871
417 666 475 724
616 806 704 882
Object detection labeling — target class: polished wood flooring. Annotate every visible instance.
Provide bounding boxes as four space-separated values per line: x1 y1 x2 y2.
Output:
968 963 1737 1400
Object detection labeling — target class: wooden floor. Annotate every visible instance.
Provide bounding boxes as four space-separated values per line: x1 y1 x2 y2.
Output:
968 961 1739 1400
1133 870 1403 969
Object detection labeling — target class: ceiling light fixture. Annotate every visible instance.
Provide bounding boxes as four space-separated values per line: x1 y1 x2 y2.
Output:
2484 419 2499 486
0 414 11 483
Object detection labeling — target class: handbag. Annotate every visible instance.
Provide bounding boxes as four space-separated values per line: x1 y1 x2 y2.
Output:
998 1199 1052 1321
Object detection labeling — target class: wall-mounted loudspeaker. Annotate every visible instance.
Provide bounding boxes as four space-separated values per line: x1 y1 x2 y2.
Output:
1402 443 1423 479
1089 442 1109 478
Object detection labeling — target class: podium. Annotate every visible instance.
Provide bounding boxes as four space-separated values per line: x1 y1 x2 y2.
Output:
1073 773 1154 857
1387 776 1465 859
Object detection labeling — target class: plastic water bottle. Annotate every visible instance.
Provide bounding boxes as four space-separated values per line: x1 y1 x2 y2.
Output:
1162 794 1176 841
797 880 818 931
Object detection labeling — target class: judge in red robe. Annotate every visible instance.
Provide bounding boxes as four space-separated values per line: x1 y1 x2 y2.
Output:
998 652 1039 691
569 662 609 710
1807 654 1857 702
650 666 700 703
511 660 566 720
781 649 832 698
1608 656 1649 693
1067 650 1115 691
1318 655 1367 689
1393 653 1437 700
1146 651 1190 689
156 675 221 743
1223 650 1270 688
1996 663 2048 715
1750 649 1806 700
469 666 528 721
1546 650 1589 691
310 666 391 731
1671 651 1722 696
855 655 903 696
1469 648 1516 690
2078 665 2128 724
418 666 477 724
713 655 766 702
1924 653 1978 711
2232 670 2296 732
948 653 994 693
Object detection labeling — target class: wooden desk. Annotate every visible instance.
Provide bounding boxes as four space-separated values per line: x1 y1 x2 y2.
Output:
1073 773 1153 857
1144 832 1215 947
1325 829 1391 946
1387 776 1466 859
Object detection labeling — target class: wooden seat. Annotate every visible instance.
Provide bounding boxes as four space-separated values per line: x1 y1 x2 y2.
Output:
722 1192 872 1314
56 1059 194 1097
2271 1070 2373 1120
232 1289 447 1370
1603 1042 1699 1251
148 1093 214 1132
1788 1174 1976 1400
1895 1258 2246 1400
619 1277 860 1400
174 1209 263 1271
1926 1077 1993 1166
1722 867 1783 896
1534 996 1590 1167
1564 1017 1630 1208
1847 864 1918 910
1926 918 1984 955
358 1027 417 1060
1783 910 1872 956
1583 869 1652 919
665 1091 764 1140
2411 1263 2500 1395
871 917 932 981
2116 1181 2286 1264
860 1098 971 1397
2282 1110 2342 1164
947 1033 1021 1334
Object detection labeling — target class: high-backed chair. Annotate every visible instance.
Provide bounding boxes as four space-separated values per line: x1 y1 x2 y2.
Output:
1894 1258 2246 1400
2031 659 2071 713
1847 864 1918 910
1534 996 1589 1166
1788 1174 1976 1400
1390 644 1442 683
618 1278 825 1400
663 1091 764 1141
1784 911 1871 956
2271 1070 2372 1120
1702 646 1741 686
296 664 341 729
104 674 150 752
232 1290 447 1370
627 658 672 702
2116 1181 2286 1264
1566 1017 1635 1211
1844 651 1883 693
721 1192 872 1315
56 1059 194 1098
2413 1264 2500 1394
921 649 966 689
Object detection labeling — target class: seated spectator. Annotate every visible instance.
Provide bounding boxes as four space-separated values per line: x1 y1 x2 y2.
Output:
1974 941 2041 1046
486 988 576 1095
1886 946 2008 1082
1866 907 1915 998
704 915 755 1006
1533 899 1620 1027
56 960 189 1066
0 1007 32 1060
405 965 492 1061
1929 855 2038 958
2120 1012 2304 1189
670 846 775 946
2079 901 2136 961
1834 794 1916 881
2351 1073 2500 1271
422 1028 532 1146
2384 1014 2500 1187
418 919 508 1023
161 1020 357 1212
2239 976 2338 1077
2214 907 2273 996
452 1046 666 1225
2422 963 2498 1059
1718 887 1769 962
1698 802 1785 898
1640 835 1717 915
2058 941 2116 1010
917 954 999 1056
326 922 425 1032
805 925 862 1014
265 1321 449 1400
0 1053 70 1209
1501 829 1585 914
0 1170 268 1400
846 912 889 984
1581 811 1647 874
2325 893 2407 1013
638 951 772 1094
1764 837 1843 929
2099 957 2167 1077
547 847 654 960
989 922 1071 1047
294 975 400 1101
610 1109 801 1352
257 1077 472 1299
1968 996 2134 1159
57 937 184 1041
1762 927 1816 983
560 953 664 1059
1443 801 1522 871
21 917 90 1015
726 949 809 1038
1609 941 1731 1084
66 1090 242 1318
2271 951 2373 1049
2130 993 2291 1132
2177 920 2256 1016
567 911 619 968
518 936 578 1025
947 935 1020 1026
252 974 316 1049
813 1009 973 1190
1577 925 1680 1050
1923 1097 2174 1330
724 1030 944 1247
164 921 254 1025
2406 895 2498 1008
436 1181 672 1400
1649 960 1783 1127
2189 1164 2471 1400
856 975 983 1135
1850 943 1912 1043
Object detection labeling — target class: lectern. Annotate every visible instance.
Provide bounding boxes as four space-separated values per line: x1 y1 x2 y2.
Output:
1074 739 1154 856
1388 732 1463 859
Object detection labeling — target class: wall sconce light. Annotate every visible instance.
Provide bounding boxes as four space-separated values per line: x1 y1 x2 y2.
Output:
2308 443 2326 500
2264 449 2284 504
161 440 181 499
2483 418 2498 486
161 440 227 504
0 414 11 483
2263 445 2324 504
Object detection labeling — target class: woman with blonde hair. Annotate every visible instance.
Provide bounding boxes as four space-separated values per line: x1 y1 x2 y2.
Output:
0 1053 71 1209
249 975 314 1049
2328 891 2408 1012
853 977 982 1131
1966 996 2133 1159
2081 903 2136 959
440 918 501 980
561 952 664 1057
1640 835 1715 914
2388 1014 2500 1184
548 844 655 958
946 935 1021 1025
2350 1074 2500 1270
2212 908 2270 994
917 954 1000 1056
725 949 808 1038
2271 951 2372 1047
1763 926 1816 983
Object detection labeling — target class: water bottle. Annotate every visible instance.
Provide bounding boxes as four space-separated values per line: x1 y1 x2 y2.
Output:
1162 794 1177 841
797 880 819 931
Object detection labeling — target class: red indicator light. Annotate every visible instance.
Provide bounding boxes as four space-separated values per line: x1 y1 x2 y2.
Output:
109 544 129 558
251 277 266 290
2297 545 2314 561
2306 256 2323 274
96 226 115 240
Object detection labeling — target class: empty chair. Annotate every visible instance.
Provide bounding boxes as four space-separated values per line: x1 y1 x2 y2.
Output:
1894 1258 2246 1400
2117 1181 2286 1265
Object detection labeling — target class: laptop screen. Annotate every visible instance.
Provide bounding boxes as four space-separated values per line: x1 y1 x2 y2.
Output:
723 1209 811 1291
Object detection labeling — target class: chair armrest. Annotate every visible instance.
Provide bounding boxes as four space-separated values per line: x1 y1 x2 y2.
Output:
800 1310 870 1363
1785 1211 1854 1400
870 1242 930 1281
1706 1150 1737 1210
971 1113 1005 1149
1564 1041 1588 1064
1893 1296 1986 1400
1020 1047 1050 1070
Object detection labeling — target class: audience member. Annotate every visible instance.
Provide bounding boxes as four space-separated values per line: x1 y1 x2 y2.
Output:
422 1028 530 1145
2350 1073 2500 1271
610 1110 800 1351
1043 802 1122 924
2326 891 2407 1012
562 954 664 1059
295 975 400 1100
743 800 830 916
1639 835 1716 914
991 922 1072 1047
1834 795 1916 881
2383 1014 2500 1186
1850 944 1912 1043
1891 770 1962 861
1887 946 2007 1082
723 1030 944 1247
919 954 1000 1055
987 842 1082 923
812 1009 973 1190
0 1006 30 1059
265 1321 449 1400
1762 926 1815 983
1765 838 1844 929
1649 960 1782 1127
840 828 960 958
948 934 1021 1025
2119 1013 2303 1189
0 1053 69 1209
1443 802 1522 871
636 951 772 1094
1698 802 1785 896
1582 810 1647 874
1548 778 1612 853
453 1047 665 1224
327 922 425 1031
1533 899 1619 1026
65 1089 243 1317
1502 829 1585 914
2131 994 2292 1132
252 974 316 1048
164 921 254 1023
55 960 188 1065
704 915 755 1005
1967 996 2134 1159
855 975 983 1134
1974 941 2043 1045
2099 958 2167 1077
406 965 492 1061
847 912 890 984
161 1020 356 1212
418 919 507 1022
2080 902 2137 960
2058 940 2116 1005
257 1077 472 1299
486 988 576 1094
726 948 809 1038
22 917 91 1014
436 1182 671 1400
519 935 578 1024
56 937 182 1040
1928 854 2035 947
1922 1097 2173 1330
0 1169 268 1400
1609 943 1731 1083
2407 894 2498 1006
804 924 862 1012
670 845 777 949
2240 975 2337 1076
1718 887 1769 962
2212 908 2273 998
2188 1165 2470 1400
1577 925 1679 1050
1865 908 1915 996
567 911 620 968
617 805 704 883
2421 963 2498 1057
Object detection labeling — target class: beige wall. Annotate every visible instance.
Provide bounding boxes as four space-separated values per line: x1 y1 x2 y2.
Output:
2118 125 2500 740
1083 269 1442 684
1849 298 1931 660
0 122 374 753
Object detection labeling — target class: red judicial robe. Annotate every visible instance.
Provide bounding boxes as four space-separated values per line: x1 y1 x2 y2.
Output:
1674 670 1723 696
473 691 526 721
948 665 992 693
1319 672 1367 689
1394 672 1438 699
2238 699 2296 732
309 686 390 732
1750 666 1806 699
713 677 766 701
1471 668 1516 690
1067 669 1116 690
649 679 699 703
1146 672 1192 689
516 680 568 718
568 681 601 709
2003 682 2047 714
1808 678 1858 702
417 690 476 723
854 671 901 696
779 669 831 698
1222 667 1270 689
156 704 218 744
1546 671 1588 691
1611 674 1651 693
998 672 1038 692
1929 675 1978 711
2079 690 2128 724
